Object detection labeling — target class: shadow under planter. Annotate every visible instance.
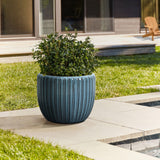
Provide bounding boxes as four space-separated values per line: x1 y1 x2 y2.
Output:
37 74 95 124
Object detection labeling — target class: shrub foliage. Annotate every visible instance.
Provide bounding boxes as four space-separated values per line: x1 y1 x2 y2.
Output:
33 33 98 76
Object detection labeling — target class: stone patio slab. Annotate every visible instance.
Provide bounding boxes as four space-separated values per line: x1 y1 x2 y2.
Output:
90 100 160 141
0 108 140 146
0 107 41 118
68 141 159 160
108 92 160 103
0 56 35 64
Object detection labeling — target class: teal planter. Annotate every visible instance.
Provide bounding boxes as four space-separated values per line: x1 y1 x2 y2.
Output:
37 74 95 124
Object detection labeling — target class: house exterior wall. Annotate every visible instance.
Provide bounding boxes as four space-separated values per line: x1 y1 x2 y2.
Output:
113 0 141 34
86 0 101 32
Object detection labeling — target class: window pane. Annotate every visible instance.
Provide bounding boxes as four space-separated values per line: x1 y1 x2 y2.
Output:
61 0 84 32
86 0 113 32
1 0 33 35
141 0 156 27
39 0 55 36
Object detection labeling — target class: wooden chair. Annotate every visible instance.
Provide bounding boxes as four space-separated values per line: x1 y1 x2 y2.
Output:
143 16 160 41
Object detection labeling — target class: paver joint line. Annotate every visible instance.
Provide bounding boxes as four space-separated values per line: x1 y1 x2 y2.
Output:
89 117 143 132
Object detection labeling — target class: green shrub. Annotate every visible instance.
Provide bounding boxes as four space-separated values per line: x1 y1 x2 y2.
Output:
33 33 98 76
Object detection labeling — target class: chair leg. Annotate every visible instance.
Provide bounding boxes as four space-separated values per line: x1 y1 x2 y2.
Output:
143 33 153 38
145 27 147 34
152 34 154 41
143 32 155 41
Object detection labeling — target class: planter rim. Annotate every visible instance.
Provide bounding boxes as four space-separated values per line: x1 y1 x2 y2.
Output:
38 73 95 79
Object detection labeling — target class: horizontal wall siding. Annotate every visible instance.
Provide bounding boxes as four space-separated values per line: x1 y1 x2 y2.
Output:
115 18 140 34
113 0 141 34
86 0 100 33
86 0 114 32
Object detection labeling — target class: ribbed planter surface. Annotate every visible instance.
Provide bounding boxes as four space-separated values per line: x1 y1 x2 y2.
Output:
37 74 95 124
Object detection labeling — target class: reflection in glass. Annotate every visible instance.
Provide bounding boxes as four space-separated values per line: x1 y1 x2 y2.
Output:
40 0 55 36
61 0 84 31
86 0 113 32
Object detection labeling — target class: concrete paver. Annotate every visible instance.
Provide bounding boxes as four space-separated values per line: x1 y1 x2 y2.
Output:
0 40 40 56
108 92 160 103
1 94 160 159
90 100 160 142
0 107 141 146
0 55 34 63
13 119 141 146
68 141 159 160
77 34 159 46
0 107 41 118
140 85 160 90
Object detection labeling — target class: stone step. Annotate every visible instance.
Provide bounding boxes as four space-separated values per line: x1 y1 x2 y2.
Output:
96 44 156 56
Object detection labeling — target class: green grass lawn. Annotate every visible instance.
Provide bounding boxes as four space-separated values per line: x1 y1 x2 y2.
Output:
0 62 40 111
0 129 91 160
95 53 160 99
1 52 160 111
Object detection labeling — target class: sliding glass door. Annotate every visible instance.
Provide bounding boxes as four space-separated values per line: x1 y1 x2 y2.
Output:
1 0 33 35
61 0 113 33
86 0 113 32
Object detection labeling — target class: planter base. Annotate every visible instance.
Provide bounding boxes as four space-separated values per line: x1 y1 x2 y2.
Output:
37 74 95 124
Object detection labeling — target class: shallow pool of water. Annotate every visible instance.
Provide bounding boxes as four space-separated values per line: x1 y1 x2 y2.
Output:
140 147 160 158
111 133 160 158
137 100 160 109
